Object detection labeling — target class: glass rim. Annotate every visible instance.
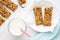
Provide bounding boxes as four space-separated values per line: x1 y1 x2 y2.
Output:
8 17 27 37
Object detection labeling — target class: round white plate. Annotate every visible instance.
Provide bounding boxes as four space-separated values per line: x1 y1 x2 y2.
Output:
29 0 59 32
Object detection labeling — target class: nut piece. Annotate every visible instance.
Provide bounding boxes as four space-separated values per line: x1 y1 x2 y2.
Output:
0 0 18 11
0 17 5 25
18 0 26 5
33 6 43 25
0 4 11 18
43 6 53 26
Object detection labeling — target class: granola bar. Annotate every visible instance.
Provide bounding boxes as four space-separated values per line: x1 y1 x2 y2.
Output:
0 17 5 25
43 6 53 26
0 4 11 18
18 0 26 5
33 6 43 25
0 0 18 11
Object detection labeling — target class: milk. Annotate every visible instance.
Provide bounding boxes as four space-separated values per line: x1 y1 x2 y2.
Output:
8 18 26 36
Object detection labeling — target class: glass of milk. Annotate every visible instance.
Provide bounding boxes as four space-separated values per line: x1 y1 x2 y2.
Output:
8 18 26 36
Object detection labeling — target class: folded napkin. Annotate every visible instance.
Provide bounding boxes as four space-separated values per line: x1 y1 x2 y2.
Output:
29 22 60 40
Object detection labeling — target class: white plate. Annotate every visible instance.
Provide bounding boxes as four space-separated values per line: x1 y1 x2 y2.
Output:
29 0 59 32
